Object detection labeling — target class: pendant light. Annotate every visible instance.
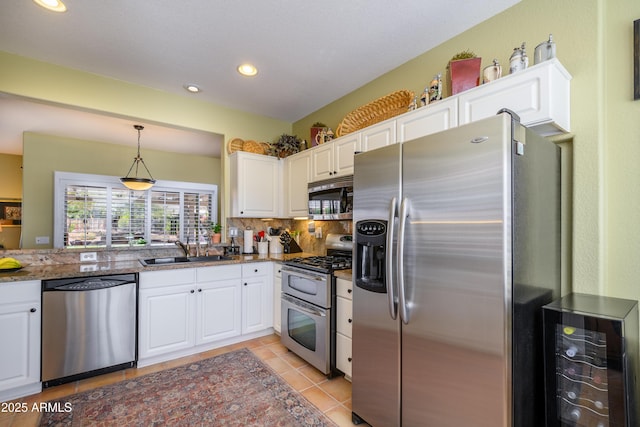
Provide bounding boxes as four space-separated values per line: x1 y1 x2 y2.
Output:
120 125 156 191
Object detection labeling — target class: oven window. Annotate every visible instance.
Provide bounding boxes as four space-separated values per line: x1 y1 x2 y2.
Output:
288 308 316 351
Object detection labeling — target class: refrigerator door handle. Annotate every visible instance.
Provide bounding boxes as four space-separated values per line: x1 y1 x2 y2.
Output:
397 197 410 324
386 197 398 320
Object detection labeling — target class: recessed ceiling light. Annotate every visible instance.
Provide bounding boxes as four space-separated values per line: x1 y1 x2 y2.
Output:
33 0 67 12
237 64 258 77
184 84 201 93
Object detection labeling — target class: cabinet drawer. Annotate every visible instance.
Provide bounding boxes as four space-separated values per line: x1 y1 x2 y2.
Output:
336 333 352 378
0 280 40 304
242 262 271 278
139 268 196 289
336 296 353 337
196 264 241 282
336 278 353 300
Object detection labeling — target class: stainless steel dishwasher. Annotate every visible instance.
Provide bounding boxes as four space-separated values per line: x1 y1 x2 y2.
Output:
41 273 137 388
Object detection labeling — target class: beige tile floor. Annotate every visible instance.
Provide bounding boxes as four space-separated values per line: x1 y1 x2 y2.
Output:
0 334 360 426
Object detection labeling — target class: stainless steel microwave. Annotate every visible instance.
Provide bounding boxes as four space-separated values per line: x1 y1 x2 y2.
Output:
308 175 353 220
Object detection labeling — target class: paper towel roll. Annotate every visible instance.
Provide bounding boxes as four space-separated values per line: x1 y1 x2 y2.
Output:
243 229 254 254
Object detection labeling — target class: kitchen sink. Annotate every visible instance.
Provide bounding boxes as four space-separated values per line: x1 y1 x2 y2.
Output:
139 255 233 266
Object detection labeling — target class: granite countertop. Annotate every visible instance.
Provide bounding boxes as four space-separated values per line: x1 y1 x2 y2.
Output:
0 252 317 284
334 269 352 281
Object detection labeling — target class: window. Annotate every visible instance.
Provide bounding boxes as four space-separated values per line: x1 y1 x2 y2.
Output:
54 172 217 249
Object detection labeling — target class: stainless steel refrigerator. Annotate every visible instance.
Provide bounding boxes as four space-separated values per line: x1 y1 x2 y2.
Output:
351 112 561 427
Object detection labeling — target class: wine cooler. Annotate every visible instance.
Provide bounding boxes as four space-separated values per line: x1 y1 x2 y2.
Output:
543 293 639 427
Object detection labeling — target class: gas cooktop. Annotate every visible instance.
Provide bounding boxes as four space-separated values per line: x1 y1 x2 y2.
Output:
284 255 352 274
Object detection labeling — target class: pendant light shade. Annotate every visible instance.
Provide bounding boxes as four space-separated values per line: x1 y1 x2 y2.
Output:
121 125 156 190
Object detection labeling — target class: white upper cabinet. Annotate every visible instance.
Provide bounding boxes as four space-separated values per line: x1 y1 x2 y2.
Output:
360 120 396 152
457 58 571 136
230 151 282 217
396 97 458 142
284 150 312 217
310 132 360 182
332 132 360 177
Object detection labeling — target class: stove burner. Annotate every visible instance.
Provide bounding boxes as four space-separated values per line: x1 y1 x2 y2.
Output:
285 255 352 273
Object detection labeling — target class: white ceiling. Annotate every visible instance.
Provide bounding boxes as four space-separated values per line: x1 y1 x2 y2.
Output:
0 0 520 156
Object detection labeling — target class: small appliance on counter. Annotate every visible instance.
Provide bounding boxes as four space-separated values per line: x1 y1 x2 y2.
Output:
266 227 283 255
224 226 240 255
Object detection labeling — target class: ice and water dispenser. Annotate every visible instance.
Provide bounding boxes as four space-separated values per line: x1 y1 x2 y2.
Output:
354 220 387 293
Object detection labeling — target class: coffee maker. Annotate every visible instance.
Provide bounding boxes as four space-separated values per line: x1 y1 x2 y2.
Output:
225 226 240 255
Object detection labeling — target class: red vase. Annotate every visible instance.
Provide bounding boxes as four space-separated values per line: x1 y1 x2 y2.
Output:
448 57 482 95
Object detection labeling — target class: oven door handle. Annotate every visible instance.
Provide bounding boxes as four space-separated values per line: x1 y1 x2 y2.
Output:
282 294 327 317
282 268 326 283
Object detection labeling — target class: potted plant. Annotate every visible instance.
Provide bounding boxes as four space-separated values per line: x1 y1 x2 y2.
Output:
268 134 302 158
211 222 222 244
310 122 327 147
447 49 482 96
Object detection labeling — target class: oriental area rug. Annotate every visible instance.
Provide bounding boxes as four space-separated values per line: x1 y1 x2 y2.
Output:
39 348 337 426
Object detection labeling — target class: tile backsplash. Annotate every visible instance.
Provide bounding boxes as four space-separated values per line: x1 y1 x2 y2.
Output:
226 218 351 254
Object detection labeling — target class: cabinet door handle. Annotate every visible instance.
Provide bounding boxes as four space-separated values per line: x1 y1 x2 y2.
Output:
348 318 352 323
334 171 337 174
348 357 352 362
240 211 244 215
190 289 195 294
254 269 258 273
30 308 37 313
347 289 352 294
244 283 248 286
198 288 202 292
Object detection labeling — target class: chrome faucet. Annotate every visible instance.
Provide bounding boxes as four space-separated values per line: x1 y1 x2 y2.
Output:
175 240 190 257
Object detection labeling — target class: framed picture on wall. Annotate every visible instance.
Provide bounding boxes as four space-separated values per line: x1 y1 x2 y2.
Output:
4 206 21 221
0 201 22 224
635 19 640 100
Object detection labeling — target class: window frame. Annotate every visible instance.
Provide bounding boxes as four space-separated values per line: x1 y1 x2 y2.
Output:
53 171 218 249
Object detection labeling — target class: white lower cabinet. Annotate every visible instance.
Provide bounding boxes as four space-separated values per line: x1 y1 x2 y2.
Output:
196 266 242 344
138 268 198 361
139 264 271 366
273 263 282 334
0 280 41 401
242 263 273 334
335 277 353 379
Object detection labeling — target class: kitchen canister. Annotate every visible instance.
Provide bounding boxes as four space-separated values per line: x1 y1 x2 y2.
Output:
243 228 254 254
509 42 529 74
534 34 556 64
257 241 268 255
269 237 283 254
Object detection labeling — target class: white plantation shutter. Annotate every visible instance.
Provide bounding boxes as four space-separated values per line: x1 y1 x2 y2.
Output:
183 192 213 245
54 172 217 249
150 190 181 244
111 188 147 246
64 185 108 247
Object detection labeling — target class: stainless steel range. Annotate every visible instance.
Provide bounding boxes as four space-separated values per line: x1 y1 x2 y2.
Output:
280 234 352 377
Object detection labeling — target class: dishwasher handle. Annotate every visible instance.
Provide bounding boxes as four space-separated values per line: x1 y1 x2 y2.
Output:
43 275 137 292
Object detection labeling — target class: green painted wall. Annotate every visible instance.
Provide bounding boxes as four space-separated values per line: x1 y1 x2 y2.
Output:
0 153 22 200
0 50 293 229
2 0 640 309
22 132 221 249
295 0 640 308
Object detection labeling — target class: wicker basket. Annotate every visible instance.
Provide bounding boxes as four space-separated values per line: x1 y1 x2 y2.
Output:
242 140 266 155
335 89 414 137
227 138 244 154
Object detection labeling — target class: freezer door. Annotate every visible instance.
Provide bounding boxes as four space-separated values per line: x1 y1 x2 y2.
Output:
401 114 512 427
351 143 402 427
